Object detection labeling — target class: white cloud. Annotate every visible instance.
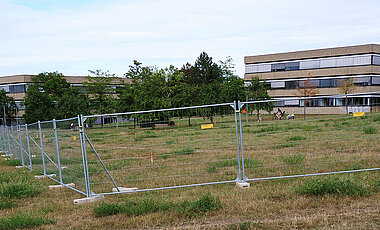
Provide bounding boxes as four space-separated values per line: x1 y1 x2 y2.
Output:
0 0 379 77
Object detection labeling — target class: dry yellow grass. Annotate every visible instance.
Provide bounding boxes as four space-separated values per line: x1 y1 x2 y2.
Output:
0 112 379 229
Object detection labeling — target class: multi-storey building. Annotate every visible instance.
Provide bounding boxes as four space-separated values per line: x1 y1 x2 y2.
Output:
0 74 129 116
244 44 380 114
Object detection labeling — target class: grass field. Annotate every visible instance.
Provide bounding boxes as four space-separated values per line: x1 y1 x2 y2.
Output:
0 112 379 229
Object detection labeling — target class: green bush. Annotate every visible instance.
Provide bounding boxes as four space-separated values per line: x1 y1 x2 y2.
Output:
297 175 370 196
0 182 43 198
176 193 222 218
364 126 377 134
0 214 55 229
0 200 16 210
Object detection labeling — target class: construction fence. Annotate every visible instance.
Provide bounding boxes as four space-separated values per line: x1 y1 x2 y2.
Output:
1 93 379 199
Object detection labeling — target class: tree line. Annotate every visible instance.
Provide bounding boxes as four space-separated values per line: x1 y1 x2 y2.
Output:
2 52 271 124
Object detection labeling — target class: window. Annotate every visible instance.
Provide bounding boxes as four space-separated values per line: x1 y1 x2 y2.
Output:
320 79 335 88
9 85 26 93
271 62 300 72
285 81 297 89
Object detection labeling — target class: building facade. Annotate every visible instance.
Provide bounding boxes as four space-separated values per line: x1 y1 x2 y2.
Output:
0 74 129 116
244 44 380 114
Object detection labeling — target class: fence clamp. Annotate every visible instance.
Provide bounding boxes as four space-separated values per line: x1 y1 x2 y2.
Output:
78 126 83 133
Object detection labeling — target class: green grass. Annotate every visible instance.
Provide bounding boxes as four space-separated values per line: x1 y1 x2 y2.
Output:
176 193 222 218
272 143 297 149
364 126 377 134
94 198 172 217
0 182 43 198
1 159 21 166
0 214 55 230
0 200 16 210
230 222 260 230
172 147 195 155
287 135 306 142
297 175 371 196
281 154 305 165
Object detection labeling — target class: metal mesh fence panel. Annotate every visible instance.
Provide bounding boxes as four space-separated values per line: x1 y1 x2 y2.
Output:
55 118 87 194
27 123 45 174
39 121 58 177
240 98 380 182
83 103 241 195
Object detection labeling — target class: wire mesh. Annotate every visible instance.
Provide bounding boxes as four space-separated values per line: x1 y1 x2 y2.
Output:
27 123 44 174
83 103 240 194
240 99 380 181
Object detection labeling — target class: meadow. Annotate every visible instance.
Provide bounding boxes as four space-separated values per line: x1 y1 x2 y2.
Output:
0 112 379 229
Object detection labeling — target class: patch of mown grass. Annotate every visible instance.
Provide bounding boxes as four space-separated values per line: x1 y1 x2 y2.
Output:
207 158 260 173
94 198 172 217
1 159 21 166
0 214 55 230
0 200 16 210
272 143 297 149
0 172 12 183
281 154 305 165
287 135 306 142
134 130 159 141
230 221 260 230
0 182 43 198
175 193 222 218
364 126 377 134
296 175 370 196
105 159 132 170
172 147 195 155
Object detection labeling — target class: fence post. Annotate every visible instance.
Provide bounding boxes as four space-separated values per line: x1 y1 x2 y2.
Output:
238 101 247 182
6 125 11 156
232 101 242 181
38 121 47 175
25 124 32 170
53 119 63 184
18 124 24 166
11 125 18 159
0 125 3 153
78 115 91 197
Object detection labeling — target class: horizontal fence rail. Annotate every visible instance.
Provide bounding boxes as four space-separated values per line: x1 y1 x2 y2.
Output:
0 92 379 199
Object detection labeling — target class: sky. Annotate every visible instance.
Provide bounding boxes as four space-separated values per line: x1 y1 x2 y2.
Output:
1 0 380 78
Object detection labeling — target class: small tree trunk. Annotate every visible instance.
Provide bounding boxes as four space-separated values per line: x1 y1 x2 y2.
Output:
188 116 191 127
345 95 348 115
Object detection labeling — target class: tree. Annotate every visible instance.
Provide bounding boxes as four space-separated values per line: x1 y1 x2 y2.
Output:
84 70 119 126
338 78 356 115
246 77 272 120
23 72 89 123
295 75 320 120
0 89 17 125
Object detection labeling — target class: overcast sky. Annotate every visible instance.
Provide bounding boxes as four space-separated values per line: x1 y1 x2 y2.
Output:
1 0 380 78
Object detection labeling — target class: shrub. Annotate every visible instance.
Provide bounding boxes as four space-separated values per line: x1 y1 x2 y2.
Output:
0 182 43 198
297 175 370 196
176 193 222 218
364 126 377 134
0 214 55 229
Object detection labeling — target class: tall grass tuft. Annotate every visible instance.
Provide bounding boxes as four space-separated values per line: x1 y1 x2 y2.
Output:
0 182 43 198
0 200 16 210
176 193 222 218
0 214 55 229
172 147 195 155
363 126 377 134
1 159 21 167
281 154 305 165
287 135 306 142
297 175 370 196
94 198 172 217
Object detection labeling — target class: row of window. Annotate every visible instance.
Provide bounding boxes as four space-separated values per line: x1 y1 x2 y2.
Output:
275 97 380 107
0 84 27 93
246 54 380 74
267 76 380 90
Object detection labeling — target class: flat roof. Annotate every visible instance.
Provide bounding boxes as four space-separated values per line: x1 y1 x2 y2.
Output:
244 44 380 64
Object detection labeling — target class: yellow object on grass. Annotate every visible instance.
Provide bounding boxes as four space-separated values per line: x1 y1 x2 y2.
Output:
201 124 214 129
353 112 365 117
